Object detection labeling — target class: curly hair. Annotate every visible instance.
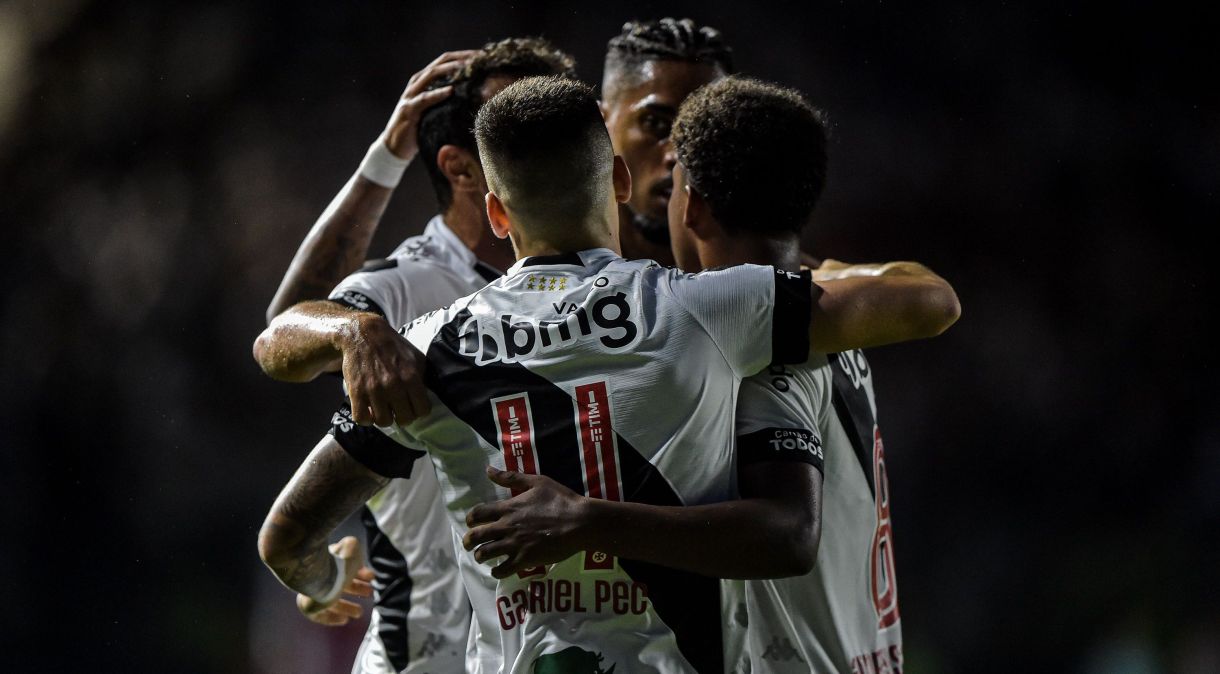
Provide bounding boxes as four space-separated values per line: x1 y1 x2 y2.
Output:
418 37 577 210
475 76 613 231
672 76 828 235
602 18 733 101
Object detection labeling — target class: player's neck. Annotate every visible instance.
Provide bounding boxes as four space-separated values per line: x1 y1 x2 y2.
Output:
444 196 515 271
509 215 619 260
699 233 801 272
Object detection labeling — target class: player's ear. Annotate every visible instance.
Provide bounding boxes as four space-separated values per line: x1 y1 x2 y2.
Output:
486 192 511 240
683 184 714 239
438 145 482 194
612 155 632 204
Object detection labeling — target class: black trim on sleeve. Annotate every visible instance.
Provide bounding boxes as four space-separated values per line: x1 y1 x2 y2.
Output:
326 291 387 318
360 257 399 273
738 427 825 473
327 403 424 478
771 269 814 364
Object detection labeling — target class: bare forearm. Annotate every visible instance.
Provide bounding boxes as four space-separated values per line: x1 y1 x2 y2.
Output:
809 265 961 352
253 301 376 381
266 173 393 324
577 498 816 579
258 438 390 597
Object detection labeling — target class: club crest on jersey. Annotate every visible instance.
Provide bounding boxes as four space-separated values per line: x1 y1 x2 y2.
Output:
458 292 641 365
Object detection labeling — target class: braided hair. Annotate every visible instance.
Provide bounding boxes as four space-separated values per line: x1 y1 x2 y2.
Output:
601 18 733 101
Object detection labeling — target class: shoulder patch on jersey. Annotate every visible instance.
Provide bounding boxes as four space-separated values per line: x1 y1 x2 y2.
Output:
360 257 398 273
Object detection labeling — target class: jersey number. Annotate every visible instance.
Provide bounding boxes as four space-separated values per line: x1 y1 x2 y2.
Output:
492 382 623 576
870 427 901 628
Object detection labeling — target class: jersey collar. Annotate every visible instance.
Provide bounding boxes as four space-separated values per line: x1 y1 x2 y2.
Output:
424 215 503 284
505 248 620 276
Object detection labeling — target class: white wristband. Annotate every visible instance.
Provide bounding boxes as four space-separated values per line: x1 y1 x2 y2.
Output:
313 550 349 605
358 138 410 188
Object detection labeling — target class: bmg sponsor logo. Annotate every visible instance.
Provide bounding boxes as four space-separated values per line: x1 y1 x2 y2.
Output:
459 292 641 365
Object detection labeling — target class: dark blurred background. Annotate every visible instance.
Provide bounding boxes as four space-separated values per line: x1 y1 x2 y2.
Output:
2 1 1216 672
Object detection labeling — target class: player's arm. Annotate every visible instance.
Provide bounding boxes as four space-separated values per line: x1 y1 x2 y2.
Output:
463 462 822 580
252 301 431 427
264 51 474 324
257 435 390 621
806 260 961 354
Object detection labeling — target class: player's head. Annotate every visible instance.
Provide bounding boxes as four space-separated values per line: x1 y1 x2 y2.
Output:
601 18 733 252
475 76 630 255
418 37 576 213
668 76 829 271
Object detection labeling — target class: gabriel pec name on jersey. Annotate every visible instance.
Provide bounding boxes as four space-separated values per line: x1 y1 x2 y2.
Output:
460 291 642 365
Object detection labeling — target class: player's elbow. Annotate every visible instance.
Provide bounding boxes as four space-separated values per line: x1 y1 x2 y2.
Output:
251 330 288 380
257 515 302 573
252 326 307 382
767 510 819 577
784 516 821 576
914 280 961 338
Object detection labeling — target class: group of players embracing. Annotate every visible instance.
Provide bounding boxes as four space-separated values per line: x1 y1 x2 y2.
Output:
252 18 959 674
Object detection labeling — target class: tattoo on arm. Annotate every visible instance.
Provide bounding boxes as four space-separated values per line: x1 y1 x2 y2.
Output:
266 175 393 324
260 438 390 598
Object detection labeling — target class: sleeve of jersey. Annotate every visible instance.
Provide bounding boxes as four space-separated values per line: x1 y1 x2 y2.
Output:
327 402 426 479
326 261 407 327
735 370 825 473
666 265 812 376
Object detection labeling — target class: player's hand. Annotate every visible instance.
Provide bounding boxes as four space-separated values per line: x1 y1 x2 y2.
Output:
381 50 478 160
296 537 375 626
339 313 432 427
463 467 589 579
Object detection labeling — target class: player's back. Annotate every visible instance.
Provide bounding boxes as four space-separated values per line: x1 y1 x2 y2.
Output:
389 247 811 674
725 350 902 673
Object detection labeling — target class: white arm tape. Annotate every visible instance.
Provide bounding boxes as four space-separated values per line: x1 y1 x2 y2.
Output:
312 550 349 605
358 138 410 188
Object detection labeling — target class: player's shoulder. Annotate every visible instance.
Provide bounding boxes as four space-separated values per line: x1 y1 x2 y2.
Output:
398 289 480 348
742 353 834 407
354 241 466 285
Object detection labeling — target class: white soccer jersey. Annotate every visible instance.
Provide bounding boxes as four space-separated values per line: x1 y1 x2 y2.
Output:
348 248 813 674
325 215 496 674
724 350 903 674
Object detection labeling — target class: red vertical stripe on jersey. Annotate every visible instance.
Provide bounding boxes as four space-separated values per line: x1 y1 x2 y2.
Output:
493 394 538 496
576 382 620 571
575 382 621 501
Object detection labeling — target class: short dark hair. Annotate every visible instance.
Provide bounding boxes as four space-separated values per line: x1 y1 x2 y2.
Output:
417 37 576 210
602 18 733 101
672 76 828 235
475 76 613 230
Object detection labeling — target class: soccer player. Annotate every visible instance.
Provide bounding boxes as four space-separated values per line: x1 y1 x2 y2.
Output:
256 76 957 673
600 18 732 266
254 39 578 674
461 78 921 672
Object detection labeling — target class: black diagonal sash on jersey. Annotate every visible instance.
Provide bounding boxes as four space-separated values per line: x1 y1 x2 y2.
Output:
361 507 415 671
829 350 878 497
424 308 722 674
